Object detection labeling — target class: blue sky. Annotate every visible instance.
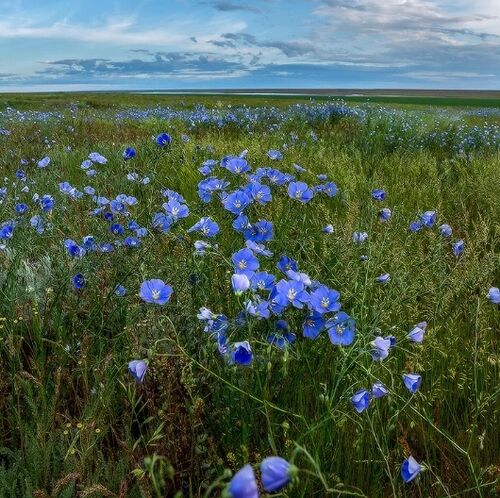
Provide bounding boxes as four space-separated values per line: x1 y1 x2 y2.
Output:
0 0 499 91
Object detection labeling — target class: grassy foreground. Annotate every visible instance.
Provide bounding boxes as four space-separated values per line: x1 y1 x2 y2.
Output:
0 95 499 497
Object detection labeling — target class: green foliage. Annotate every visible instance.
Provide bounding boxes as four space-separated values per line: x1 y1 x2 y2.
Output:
0 95 498 497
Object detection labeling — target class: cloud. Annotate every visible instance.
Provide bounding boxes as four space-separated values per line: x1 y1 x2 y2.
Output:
205 1 262 13
37 52 251 81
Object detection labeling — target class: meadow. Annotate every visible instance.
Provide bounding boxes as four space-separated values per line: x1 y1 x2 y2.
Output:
0 94 499 498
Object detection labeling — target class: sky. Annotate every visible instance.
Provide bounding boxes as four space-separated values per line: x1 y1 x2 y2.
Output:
0 0 499 91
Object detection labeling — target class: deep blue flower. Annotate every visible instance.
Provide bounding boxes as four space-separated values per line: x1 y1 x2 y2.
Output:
40 194 54 212
401 456 422 483
452 239 464 257
232 248 259 275
439 224 452 237
245 299 270 319
372 381 389 398
288 181 313 203
115 285 126 296
403 373 422 394
351 389 371 413
225 464 258 498
261 456 296 493
0 222 15 240
110 223 124 235
139 279 173 305
303 312 325 339
487 287 500 304
72 273 85 290
231 341 253 366
309 286 341 314
277 255 298 274
372 189 386 201
156 133 172 146
128 360 147 383
244 220 274 243
409 220 423 232
64 239 86 258
123 147 136 160
326 312 355 345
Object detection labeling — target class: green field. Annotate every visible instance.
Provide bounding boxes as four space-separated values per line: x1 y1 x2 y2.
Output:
0 94 499 497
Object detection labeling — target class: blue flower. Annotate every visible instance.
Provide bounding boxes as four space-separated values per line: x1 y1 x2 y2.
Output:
250 183 272 204
420 210 436 227
370 336 392 361
267 149 283 160
223 191 251 215
372 381 389 398
323 224 334 233
40 194 54 212
156 133 172 146
123 147 136 160
89 152 107 164
409 220 423 232
124 236 141 248
276 255 298 273
231 341 253 366
226 464 258 498
401 456 422 483
226 157 250 174
452 239 464 257
15 203 29 214
231 274 251 295
352 231 368 244
351 389 371 413
115 285 127 296
30 215 45 234
110 223 124 235
64 239 86 258
261 456 296 493
439 223 452 237
308 286 340 314
407 321 427 343
371 188 386 201
163 199 189 220
250 272 275 291
376 273 390 284
139 279 173 305
152 212 173 233
326 312 355 346
275 279 309 309
487 287 500 304
232 248 259 275
403 373 422 394
288 181 313 203
378 208 392 222
128 360 147 383
188 217 219 238
37 156 51 168
302 312 325 339
0 221 15 240
72 273 85 290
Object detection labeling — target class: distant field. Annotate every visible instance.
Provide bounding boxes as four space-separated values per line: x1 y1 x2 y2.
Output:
0 96 499 497
2 90 500 111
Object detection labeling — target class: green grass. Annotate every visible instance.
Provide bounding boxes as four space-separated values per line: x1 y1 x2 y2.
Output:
0 95 499 497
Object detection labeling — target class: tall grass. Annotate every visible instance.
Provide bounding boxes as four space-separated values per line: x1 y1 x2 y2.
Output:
0 97 499 497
